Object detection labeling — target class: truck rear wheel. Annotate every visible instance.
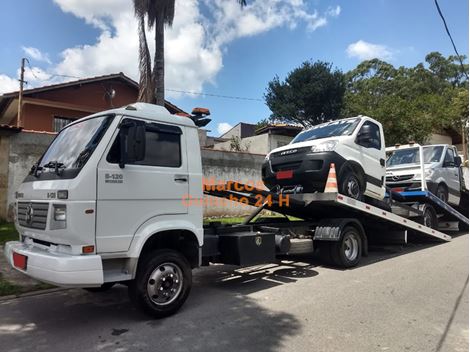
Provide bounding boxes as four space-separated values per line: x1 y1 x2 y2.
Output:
330 226 362 268
129 249 192 318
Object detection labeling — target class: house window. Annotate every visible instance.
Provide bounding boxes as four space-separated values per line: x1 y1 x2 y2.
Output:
53 116 75 132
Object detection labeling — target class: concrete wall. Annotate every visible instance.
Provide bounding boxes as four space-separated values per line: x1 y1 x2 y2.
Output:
5 131 55 219
201 148 265 217
213 133 294 155
1 131 266 220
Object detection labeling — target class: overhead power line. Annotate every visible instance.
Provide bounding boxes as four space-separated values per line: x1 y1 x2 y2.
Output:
23 62 263 102
433 0 469 80
165 88 263 102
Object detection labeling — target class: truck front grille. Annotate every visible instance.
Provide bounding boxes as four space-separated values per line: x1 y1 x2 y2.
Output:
17 202 49 230
272 161 302 172
386 174 414 183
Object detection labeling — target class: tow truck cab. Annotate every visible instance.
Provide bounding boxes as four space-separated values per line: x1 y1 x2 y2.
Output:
262 116 386 201
5 103 203 287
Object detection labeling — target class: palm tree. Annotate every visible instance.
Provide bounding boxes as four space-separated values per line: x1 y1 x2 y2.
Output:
133 0 247 106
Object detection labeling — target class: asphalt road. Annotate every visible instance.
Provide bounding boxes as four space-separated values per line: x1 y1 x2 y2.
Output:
0 235 468 352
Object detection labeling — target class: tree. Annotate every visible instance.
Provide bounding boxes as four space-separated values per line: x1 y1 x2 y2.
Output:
342 53 469 145
133 0 246 106
265 61 345 127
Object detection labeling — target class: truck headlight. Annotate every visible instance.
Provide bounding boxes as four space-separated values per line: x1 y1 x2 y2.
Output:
311 140 338 152
53 205 67 221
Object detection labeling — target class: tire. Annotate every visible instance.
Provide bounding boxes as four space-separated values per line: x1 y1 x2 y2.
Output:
419 204 438 230
128 249 192 318
436 184 448 203
330 226 362 268
339 169 364 201
83 282 115 292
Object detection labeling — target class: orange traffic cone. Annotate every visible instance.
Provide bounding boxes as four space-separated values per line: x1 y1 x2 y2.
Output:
324 163 338 193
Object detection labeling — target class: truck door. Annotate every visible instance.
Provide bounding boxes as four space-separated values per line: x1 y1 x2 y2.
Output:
355 120 385 198
96 118 189 253
443 147 461 205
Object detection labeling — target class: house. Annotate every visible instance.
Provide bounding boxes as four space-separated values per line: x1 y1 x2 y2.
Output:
0 72 187 132
219 122 257 140
213 123 302 154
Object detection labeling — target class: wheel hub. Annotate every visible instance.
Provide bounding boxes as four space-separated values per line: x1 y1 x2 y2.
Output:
346 178 360 199
147 263 183 306
343 235 359 261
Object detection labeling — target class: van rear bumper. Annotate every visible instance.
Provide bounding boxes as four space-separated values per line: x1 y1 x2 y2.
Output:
4 241 104 287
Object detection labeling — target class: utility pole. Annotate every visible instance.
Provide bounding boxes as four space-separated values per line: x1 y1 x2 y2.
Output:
17 58 27 127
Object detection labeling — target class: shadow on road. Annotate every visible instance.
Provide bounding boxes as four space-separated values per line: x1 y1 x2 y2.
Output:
0 279 302 352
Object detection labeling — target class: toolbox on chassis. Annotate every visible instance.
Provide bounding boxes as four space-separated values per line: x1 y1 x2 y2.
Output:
4 103 468 318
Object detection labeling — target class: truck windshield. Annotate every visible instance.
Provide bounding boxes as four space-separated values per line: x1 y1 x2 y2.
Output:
32 115 114 178
386 146 444 167
291 118 360 144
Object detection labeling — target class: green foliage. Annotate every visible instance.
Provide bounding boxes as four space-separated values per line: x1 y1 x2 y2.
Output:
265 61 346 127
229 136 250 152
342 53 469 145
0 222 18 246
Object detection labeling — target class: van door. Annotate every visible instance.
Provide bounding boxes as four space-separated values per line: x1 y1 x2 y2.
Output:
96 117 189 253
442 147 461 205
355 120 385 198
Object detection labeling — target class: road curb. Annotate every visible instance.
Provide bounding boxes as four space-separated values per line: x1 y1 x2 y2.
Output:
0 287 68 301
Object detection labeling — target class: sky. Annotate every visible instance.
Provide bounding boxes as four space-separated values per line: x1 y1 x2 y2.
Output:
0 0 468 136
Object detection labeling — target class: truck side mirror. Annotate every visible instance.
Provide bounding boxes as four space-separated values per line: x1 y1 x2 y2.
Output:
119 121 146 168
454 156 462 167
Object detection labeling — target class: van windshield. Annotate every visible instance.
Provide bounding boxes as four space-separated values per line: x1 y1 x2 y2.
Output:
30 115 114 179
291 118 360 144
386 146 444 167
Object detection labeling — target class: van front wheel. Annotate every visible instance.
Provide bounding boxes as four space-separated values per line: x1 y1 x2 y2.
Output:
339 170 364 201
129 249 192 318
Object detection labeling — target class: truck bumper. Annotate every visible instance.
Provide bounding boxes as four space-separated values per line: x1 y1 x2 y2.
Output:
4 241 104 287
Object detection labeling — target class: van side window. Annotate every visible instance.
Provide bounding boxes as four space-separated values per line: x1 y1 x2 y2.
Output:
107 121 182 167
358 121 381 149
444 148 455 166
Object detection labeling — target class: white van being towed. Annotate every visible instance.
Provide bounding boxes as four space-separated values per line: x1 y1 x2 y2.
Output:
262 116 387 201
386 144 463 206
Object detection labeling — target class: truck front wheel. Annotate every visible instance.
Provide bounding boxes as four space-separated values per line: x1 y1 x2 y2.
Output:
129 249 192 318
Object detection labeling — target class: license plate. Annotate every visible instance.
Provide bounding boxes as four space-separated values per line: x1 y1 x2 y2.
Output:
12 252 27 270
276 170 293 180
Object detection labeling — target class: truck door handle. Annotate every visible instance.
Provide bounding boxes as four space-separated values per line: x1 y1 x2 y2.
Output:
380 158 385 167
174 175 188 183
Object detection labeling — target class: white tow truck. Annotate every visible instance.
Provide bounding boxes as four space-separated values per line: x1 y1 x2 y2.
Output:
4 103 468 318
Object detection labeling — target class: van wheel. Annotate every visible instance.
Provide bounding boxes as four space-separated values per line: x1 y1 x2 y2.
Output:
84 282 115 292
330 226 362 268
129 249 192 318
419 204 438 229
436 184 448 203
339 170 364 201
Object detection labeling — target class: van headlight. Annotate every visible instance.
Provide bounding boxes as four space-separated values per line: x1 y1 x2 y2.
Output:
53 204 67 221
424 169 435 179
311 140 338 152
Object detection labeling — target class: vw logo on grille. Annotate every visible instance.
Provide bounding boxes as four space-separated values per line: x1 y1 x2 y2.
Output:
25 203 34 225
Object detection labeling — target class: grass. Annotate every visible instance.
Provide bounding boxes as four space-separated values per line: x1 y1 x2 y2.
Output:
203 214 304 225
0 222 19 246
0 273 21 296
0 222 53 296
